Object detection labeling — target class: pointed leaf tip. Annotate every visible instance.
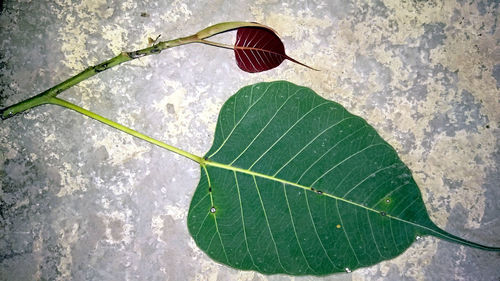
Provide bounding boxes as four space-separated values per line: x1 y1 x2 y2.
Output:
234 27 317 73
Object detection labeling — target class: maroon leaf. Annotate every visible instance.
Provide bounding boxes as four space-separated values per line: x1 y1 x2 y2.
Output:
234 27 317 73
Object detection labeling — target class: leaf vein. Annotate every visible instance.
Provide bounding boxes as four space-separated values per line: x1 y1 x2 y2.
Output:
253 175 290 274
367 209 384 259
283 183 318 274
273 117 357 177
208 83 272 159
335 200 360 266
296 125 368 184
304 191 336 268
234 171 261 272
342 165 395 198
229 88 305 166
309 143 386 189
249 100 331 170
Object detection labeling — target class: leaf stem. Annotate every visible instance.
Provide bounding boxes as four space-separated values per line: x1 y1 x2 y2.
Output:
0 36 197 120
198 39 235 50
48 97 204 164
0 21 272 120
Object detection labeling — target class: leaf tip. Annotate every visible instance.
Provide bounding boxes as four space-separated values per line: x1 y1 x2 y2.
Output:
285 55 320 72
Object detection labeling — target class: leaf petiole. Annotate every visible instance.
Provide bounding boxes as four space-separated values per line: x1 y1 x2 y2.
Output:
48 97 204 164
197 39 235 50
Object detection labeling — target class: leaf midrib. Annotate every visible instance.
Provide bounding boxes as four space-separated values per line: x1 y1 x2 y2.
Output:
204 158 498 251
204 159 381 213
202 159 441 237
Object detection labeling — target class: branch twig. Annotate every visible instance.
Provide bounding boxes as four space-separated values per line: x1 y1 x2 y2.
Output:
0 21 269 120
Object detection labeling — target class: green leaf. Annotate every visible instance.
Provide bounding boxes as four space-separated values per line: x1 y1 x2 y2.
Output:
187 81 499 275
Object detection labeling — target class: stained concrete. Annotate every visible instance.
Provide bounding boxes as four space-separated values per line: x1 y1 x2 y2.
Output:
1 0 499 280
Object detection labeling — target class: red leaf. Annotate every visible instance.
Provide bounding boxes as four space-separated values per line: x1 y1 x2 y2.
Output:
234 27 316 73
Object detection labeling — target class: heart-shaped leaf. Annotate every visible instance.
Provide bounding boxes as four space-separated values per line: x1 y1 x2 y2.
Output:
234 27 316 73
188 81 499 275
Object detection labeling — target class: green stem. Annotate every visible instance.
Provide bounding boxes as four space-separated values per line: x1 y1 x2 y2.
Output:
48 97 204 164
0 21 271 120
0 36 196 120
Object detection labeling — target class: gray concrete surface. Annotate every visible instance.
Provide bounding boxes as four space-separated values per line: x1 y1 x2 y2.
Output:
1 0 499 280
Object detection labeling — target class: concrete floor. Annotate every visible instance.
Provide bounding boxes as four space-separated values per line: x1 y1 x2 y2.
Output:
1 0 499 280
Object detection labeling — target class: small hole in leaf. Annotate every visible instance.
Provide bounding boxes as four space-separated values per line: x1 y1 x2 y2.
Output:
210 207 216 213
385 198 391 203
345 267 351 273
380 211 386 216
